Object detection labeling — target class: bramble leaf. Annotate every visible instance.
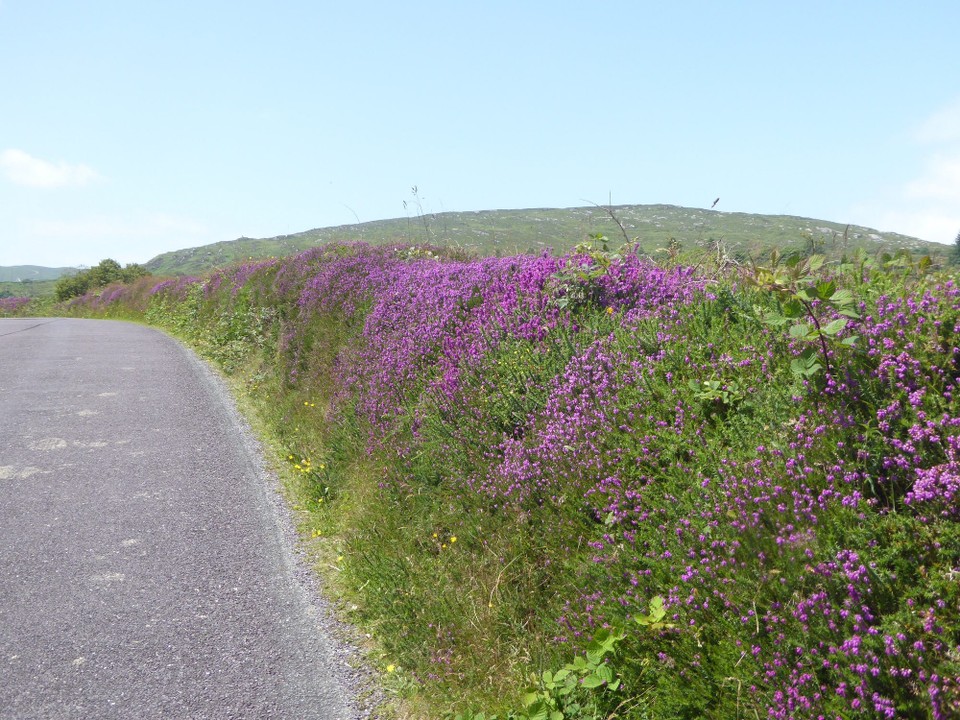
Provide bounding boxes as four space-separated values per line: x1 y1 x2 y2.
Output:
815 280 836 301
526 700 549 720
762 310 789 327
822 318 848 336
595 665 614 683
783 298 805 317
581 674 605 689
649 595 667 622
830 288 854 306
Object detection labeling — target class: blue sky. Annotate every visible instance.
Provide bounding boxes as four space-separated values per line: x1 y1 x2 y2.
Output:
2 1 958 267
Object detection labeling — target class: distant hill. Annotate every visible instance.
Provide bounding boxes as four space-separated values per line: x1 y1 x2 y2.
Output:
0 265 78 299
0 265 77 283
136 203 944 276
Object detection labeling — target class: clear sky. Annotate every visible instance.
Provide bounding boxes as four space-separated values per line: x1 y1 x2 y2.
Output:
2 1 959 267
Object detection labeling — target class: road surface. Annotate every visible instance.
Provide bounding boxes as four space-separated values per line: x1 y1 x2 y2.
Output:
0 318 359 719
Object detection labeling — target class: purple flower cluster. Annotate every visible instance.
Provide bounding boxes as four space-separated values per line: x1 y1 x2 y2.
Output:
148 276 202 299
206 259 279 297
0 296 31 314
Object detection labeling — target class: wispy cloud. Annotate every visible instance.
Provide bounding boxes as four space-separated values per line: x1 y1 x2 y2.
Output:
852 99 960 244
905 153 960 204
0 148 101 188
914 99 960 145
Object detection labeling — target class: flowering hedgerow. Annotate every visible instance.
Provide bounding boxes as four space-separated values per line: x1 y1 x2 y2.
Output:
321 247 957 718
0 296 31 315
68 243 960 718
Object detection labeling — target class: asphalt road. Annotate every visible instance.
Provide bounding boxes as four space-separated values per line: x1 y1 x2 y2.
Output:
0 318 359 719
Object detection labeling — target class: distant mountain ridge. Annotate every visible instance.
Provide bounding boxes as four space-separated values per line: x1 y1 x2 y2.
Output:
0 265 77 283
143 204 946 276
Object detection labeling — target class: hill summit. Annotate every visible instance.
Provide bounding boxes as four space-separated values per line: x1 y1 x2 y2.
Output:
141 204 946 276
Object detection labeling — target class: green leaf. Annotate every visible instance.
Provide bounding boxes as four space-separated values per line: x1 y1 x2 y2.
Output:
815 280 836 301
841 335 859 346
649 596 667 621
790 349 822 377
821 318 848 336
830 288 854 306
762 310 789 327
526 701 549 720
581 675 605 689
789 323 811 338
521 692 541 708
549 712 564 720
782 298 805 318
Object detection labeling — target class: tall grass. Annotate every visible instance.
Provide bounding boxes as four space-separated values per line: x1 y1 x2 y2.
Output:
65 242 960 719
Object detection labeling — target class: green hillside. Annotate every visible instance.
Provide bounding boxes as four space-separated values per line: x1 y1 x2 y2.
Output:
144 204 948 276
0 266 77 300
0 265 76 283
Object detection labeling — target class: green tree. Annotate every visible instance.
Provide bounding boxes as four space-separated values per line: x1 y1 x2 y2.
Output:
121 263 150 283
87 258 124 288
54 259 152 302
54 271 91 301
951 228 960 266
